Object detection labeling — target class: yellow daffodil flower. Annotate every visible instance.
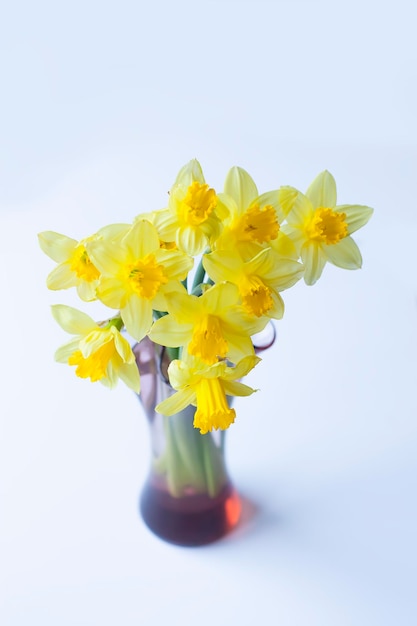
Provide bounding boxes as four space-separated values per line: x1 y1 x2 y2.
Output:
148 282 268 365
152 159 222 255
156 354 261 433
87 219 193 341
51 304 140 392
280 170 373 285
38 231 101 301
203 247 304 319
214 166 284 260
38 224 130 301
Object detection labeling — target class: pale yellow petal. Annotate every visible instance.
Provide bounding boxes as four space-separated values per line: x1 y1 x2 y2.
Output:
87 242 125 275
155 248 194 280
125 219 160 259
46 263 77 290
156 388 196 416
113 328 136 363
301 241 327 285
54 339 80 362
203 250 243 284
103 362 118 388
323 236 362 269
220 328 256 364
166 359 193 389
224 167 258 212
305 170 337 208
118 361 141 393
162 291 201 322
96 223 131 242
79 330 112 357
148 315 192 347
269 291 285 319
336 205 374 234
278 186 300 217
285 191 313 226
256 191 284 223
51 304 97 335
271 231 299 259
38 231 77 262
225 355 261 379
203 282 240 313
122 295 153 341
174 159 205 187
97 277 127 309
176 225 207 256
222 380 257 397
76 280 98 302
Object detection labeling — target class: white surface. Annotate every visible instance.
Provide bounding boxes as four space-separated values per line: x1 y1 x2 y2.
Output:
1 1 417 625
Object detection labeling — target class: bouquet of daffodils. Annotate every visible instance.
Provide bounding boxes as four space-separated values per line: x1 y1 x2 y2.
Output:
39 160 373 434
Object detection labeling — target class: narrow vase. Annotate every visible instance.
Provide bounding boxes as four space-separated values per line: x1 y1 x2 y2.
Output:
133 337 241 547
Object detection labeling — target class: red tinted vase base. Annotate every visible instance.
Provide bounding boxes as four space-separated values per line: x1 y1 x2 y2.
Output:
140 481 241 547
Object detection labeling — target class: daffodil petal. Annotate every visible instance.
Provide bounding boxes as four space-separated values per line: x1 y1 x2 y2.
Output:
125 220 160 259
203 282 240 313
278 187 300 217
96 223 131 242
271 231 299 260
46 264 78 290
54 339 80 362
104 362 118 388
174 159 205 187
162 291 201 322
87 242 126 275
301 241 327 285
323 236 362 269
79 330 112 357
156 388 196 416
113 329 135 363
118 362 141 393
122 295 153 341
203 250 243 284
285 191 313 226
176 226 207 256
220 329 255 363
149 315 193 347
305 170 337 208
51 304 97 335
225 355 261 379
270 291 285 319
224 167 258 212
76 280 98 302
38 231 77 262
337 205 374 234
256 191 284 222
97 277 127 309
156 249 194 279
222 380 257 397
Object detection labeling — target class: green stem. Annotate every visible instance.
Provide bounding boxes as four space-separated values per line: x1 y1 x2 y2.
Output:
192 257 206 293
158 407 228 498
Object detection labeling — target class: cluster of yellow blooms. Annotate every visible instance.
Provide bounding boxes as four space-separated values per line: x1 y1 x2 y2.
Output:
39 160 373 433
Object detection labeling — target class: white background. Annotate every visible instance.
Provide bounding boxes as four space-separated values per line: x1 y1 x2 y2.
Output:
1 1 416 624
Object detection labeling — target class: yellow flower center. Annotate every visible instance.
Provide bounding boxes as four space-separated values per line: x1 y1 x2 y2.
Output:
188 315 228 364
127 254 168 299
306 208 348 244
194 378 236 434
180 182 218 227
240 277 273 317
69 245 100 281
235 204 279 243
68 340 116 382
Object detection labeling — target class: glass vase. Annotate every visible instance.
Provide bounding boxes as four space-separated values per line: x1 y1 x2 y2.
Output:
133 337 241 547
